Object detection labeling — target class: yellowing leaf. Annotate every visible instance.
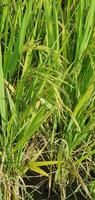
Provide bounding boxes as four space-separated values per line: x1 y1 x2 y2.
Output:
29 160 62 167
24 160 64 177
29 165 49 177
4 79 15 95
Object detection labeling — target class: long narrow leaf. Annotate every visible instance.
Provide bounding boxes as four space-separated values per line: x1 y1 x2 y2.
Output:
0 44 6 128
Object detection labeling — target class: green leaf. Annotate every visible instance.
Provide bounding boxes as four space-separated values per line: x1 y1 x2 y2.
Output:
14 106 55 152
19 0 33 54
68 83 94 131
0 44 6 128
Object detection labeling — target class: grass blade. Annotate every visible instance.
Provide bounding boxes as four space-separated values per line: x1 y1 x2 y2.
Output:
0 44 6 128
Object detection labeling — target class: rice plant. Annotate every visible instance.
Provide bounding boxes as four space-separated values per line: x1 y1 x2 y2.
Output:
0 0 95 199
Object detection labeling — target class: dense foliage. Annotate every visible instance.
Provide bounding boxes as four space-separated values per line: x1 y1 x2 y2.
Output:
0 0 95 199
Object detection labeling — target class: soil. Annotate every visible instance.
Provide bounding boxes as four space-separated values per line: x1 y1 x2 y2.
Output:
23 170 88 200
